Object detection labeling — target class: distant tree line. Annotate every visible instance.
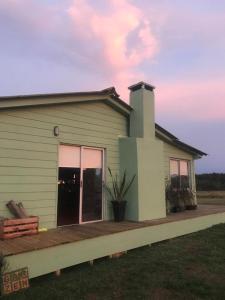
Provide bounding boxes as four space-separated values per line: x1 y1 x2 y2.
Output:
196 173 225 191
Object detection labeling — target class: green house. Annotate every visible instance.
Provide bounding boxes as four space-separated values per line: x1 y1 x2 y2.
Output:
0 81 205 227
2 81 221 280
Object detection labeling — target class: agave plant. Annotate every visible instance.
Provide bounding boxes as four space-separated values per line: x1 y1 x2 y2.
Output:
105 168 136 202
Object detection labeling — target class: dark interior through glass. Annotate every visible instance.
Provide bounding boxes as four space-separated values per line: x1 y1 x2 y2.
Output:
82 168 102 222
171 175 180 189
57 167 80 226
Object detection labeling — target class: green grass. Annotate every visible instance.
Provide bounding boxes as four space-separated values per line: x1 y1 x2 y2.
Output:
197 190 225 205
2 223 225 300
198 198 225 205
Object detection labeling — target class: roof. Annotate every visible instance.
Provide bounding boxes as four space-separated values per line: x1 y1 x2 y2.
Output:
0 87 132 116
0 87 206 158
155 123 207 158
0 87 119 101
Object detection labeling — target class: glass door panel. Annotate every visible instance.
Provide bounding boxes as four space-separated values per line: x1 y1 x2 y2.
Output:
81 148 103 222
57 167 80 226
57 145 81 226
59 145 80 167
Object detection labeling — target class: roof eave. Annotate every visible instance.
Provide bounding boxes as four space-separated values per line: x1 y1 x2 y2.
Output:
0 89 132 116
155 128 207 158
174 140 207 158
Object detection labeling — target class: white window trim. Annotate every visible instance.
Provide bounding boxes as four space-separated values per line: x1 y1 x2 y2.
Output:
169 158 192 189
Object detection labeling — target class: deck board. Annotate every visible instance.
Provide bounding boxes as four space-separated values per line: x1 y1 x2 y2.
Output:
1 205 225 257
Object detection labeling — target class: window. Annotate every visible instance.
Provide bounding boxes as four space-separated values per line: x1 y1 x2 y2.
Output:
170 159 191 189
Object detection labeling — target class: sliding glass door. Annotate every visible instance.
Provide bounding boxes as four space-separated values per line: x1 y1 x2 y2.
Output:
57 145 103 226
81 148 103 223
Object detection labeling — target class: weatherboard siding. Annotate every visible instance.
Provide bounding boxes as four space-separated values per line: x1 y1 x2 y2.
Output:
0 101 128 228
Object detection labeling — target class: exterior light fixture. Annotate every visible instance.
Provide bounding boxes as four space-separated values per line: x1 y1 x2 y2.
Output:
53 126 59 137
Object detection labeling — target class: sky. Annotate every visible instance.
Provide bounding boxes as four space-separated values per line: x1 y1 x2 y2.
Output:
0 0 225 173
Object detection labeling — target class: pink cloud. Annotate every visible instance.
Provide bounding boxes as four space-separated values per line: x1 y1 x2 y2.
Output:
0 0 160 98
3 0 224 124
68 0 159 98
156 78 225 121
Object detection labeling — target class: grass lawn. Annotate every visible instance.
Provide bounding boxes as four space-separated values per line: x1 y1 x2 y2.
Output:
2 223 225 300
197 191 225 205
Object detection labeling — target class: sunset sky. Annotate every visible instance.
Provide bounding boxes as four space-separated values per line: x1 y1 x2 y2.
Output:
0 0 224 173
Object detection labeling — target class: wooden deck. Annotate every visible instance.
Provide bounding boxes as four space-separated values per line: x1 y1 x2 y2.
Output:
1 204 225 257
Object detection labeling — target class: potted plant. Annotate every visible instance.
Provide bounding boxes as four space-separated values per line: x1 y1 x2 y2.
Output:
105 168 135 222
184 189 197 210
166 185 186 213
166 184 180 212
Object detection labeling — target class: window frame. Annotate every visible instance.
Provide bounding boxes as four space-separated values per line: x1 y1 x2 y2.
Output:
169 158 192 189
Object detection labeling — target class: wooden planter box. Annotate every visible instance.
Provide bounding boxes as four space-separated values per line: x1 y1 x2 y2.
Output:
0 216 39 240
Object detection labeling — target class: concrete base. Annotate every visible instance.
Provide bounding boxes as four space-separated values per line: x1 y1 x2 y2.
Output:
119 137 166 221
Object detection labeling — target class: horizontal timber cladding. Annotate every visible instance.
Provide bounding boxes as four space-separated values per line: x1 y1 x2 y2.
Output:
0 101 128 228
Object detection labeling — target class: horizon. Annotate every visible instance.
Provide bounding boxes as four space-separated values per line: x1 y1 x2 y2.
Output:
0 0 224 173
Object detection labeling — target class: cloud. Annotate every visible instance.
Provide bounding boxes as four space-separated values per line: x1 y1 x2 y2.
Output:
0 0 159 98
156 77 225 121
68 0 159 97
1 0 225 122
0 0 58 33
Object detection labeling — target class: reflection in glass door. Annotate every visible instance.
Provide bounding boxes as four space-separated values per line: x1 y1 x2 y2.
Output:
81 148 103 223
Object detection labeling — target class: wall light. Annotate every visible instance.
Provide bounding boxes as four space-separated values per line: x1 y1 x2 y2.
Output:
53 126 59 137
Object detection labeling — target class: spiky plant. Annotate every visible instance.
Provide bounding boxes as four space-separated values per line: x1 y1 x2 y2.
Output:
105 168 135 202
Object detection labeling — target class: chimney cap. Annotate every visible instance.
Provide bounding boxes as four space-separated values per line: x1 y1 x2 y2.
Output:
128 81 155 92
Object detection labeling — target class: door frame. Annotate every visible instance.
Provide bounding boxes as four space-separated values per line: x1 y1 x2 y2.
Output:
57 144 105 226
